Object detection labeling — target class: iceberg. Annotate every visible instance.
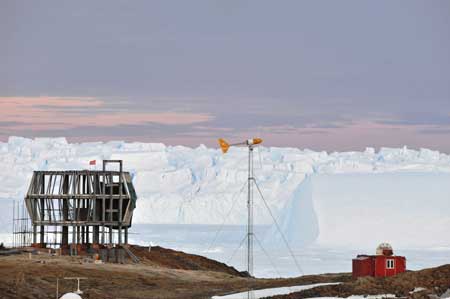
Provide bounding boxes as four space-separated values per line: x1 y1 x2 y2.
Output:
1 137 450 250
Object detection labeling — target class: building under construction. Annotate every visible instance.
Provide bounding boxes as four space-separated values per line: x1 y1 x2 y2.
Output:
23 160 137 255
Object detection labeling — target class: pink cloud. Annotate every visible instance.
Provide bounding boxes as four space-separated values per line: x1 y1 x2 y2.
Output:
0 96 213 130
226 121 450 152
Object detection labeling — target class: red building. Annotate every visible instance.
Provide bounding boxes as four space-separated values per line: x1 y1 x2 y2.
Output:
352 243 406 278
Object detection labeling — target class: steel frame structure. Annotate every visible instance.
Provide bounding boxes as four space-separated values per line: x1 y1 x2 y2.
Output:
24 160 137 254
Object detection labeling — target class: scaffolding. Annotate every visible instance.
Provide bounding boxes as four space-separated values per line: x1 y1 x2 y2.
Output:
23 160 138 254
12 200 33 248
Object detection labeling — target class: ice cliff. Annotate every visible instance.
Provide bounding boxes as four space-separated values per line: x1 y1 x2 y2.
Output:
1 136 449 248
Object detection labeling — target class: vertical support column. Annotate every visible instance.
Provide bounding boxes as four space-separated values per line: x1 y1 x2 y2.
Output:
101 168 106 244
247 146 254 277
75 174 80 246
107 227 112 245
75 197 80 246
38 173 45 246
13 201 16 248
118 161 123 245
77 226 81 245
85 226 89 244
62 175 69 247
124 227 128 245
40 206 45 244
33 224 37 244
73 174 78 255
13 201 15 248
109 171 113 246
94 226 99 244
93 174 100 244
81 175 86 245
31 197 38 246
71 225 77 255
109 227 113 245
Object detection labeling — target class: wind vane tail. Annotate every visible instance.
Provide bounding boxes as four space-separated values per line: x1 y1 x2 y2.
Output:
218 138 230 153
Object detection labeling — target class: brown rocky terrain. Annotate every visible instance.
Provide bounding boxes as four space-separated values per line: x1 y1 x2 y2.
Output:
1 245 447 299
0 246 349 299
265 264 450 299
129 245 249 276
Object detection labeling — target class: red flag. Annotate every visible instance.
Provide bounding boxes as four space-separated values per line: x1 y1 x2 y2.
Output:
89 160 96 165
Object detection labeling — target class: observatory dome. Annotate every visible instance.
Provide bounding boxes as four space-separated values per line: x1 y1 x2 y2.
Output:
376 243 393 256
59 293 82 299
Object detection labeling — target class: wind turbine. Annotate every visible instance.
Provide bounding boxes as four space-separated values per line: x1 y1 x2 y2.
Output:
218 138 263 277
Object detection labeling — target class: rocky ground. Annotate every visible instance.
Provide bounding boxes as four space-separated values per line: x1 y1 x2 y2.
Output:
0 245 348 299
1 245 448 299
265 264 450 299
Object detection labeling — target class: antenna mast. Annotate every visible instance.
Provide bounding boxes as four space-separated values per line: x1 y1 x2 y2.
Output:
218 137 303 294
247 143 254 276
218 138 262 277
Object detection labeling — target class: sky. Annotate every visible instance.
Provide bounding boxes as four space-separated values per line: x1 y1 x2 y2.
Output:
1 1 450 151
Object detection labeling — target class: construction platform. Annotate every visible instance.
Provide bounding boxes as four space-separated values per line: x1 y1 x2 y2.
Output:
20 160 138 256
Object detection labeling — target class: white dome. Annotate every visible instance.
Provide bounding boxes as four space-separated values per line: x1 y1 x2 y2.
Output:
60 293 82 299
376 243 393 255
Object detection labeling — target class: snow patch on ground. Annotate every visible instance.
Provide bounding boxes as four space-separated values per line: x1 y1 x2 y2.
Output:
212 282 341 299
311 296 397 299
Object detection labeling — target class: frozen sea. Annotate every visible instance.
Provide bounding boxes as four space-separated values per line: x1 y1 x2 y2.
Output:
126 224 450 278
3 222 447 277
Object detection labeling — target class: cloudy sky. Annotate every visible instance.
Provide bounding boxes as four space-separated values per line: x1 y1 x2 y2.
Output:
1 1 450 151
